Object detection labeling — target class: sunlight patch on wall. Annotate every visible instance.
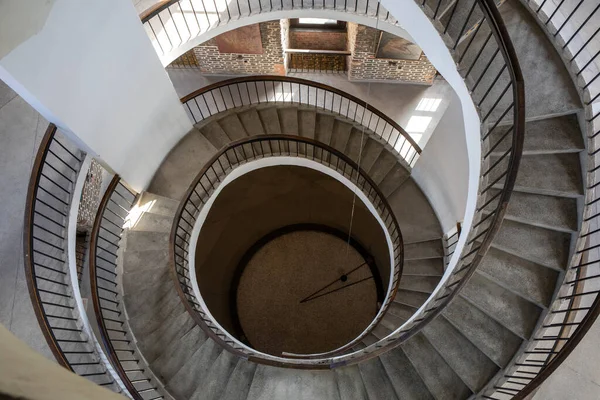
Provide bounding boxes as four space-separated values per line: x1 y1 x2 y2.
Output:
415 98 442 112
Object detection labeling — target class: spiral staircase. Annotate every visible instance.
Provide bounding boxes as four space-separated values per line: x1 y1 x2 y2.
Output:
8 0 600 399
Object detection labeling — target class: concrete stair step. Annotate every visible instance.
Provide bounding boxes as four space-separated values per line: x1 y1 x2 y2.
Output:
490 152 583 197
166 339 222 399
368 150 397 185
246 366 339 400
361 333 379 347
357 357 399 400
278 107 299 135
315 113 335 145
388 301 419 321
387 179 443 243
121 248 170 274
122 261 171 298
335 364 369 400
371 324 393 340
122 275 174 319
443 296 523 367
218 114 249 141
378 163 410 197
190 349 239 400
404 239 444 260
128 292 184 337
139 308 195 363
359 138 384 173
127 212 172 233
399 275 440 294
124 230 169 252
492 218 571 270
461 272 542 339
478 246 559 307
489 114 583 155
422 316 499 392
489 189 578 232
380 348 435 400
151 325 208 383
403 258 444 276
200 121 231 150
330 119 353 154
147 128 218 200
238 109 266 137
220 359 258 400
381 312 406 332
258 107 282 135
298 109 317 139
394 289 430 309
345 127 367 165
137 192 180 217
402 332 472 399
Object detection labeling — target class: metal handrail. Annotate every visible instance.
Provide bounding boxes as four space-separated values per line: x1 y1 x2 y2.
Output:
23 124 120 389
482 0 600 397
170 134 404 367
89 176 168 400
180 75 422 167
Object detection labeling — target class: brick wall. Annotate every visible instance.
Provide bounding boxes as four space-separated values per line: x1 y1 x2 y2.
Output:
347 23 437 85
192 22 285 75
289 30 347 51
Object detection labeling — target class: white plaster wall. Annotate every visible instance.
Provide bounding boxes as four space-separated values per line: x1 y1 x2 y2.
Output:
0 0 192 191
0 0 55 60
413 92 468 233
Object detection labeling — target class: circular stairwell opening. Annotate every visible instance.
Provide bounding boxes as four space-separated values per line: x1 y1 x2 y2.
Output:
236 226 382 355
193 165 393 356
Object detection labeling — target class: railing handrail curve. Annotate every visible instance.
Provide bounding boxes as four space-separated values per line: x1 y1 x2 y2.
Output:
89 175 144 400
23 123 122 390
140 0 179 23
170 134 404 367
180 75 422 156
23 124 73 369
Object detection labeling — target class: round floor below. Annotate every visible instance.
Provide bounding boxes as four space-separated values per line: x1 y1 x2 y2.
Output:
236 229 378 356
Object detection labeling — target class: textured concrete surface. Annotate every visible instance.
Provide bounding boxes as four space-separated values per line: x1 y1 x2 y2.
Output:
379 348 434 400
335 365 370 400
490 114 584 155
402 332 472 399
493 218 572 271
357 357 399 400
478 247 558 307
422 316 499 392
237 230 376 355
462 272 542 339
500 0 581 119
0 79 54 361
443 295 522 367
